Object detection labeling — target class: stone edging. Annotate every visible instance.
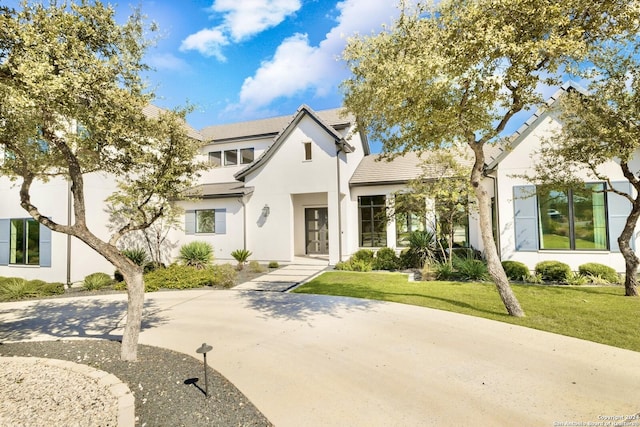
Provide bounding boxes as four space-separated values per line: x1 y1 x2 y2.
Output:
1 356 134 427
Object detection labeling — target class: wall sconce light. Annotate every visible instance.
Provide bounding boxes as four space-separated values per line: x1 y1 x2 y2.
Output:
262 204 270 217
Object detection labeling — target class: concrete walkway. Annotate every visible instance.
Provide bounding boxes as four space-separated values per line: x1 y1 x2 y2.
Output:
1 290 640 426
233 264 328 292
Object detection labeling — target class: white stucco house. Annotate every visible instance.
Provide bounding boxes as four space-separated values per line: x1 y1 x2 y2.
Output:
0 83 636 284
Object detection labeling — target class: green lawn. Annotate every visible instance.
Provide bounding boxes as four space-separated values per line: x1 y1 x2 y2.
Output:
293 271 640 352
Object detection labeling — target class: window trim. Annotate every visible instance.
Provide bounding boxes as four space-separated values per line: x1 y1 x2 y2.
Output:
224 150 238 166
240 147 254 164
358 195 387 247
303 141 312 161
195 209 216 234
208 151 222 167
9 218 40 266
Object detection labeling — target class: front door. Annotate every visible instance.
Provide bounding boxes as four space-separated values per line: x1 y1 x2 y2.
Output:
305 208 329 255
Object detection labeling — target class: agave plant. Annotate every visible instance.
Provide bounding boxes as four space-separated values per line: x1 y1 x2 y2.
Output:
178 241 214 269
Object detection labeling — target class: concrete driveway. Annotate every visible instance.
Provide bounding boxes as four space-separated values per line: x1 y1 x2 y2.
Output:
1 290 639 426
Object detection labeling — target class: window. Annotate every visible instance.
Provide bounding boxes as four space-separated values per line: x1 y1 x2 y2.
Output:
359 195 387 247
537 183 608 250
196 210 215 234
395 194 425 247
185 209 226 235
10 218 39 265
240 148 254 164
304 142 312 161
224 150 238 166
208 151 221 167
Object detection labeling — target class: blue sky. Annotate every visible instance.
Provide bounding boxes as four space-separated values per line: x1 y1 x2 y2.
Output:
5 0 402 131
108 1 403 131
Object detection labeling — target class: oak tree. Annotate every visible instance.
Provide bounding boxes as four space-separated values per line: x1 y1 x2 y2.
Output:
342 0 640 316
0 1 206 360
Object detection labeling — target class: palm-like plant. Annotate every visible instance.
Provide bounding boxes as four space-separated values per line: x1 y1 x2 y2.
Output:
178 241 214 269
231 249 252 270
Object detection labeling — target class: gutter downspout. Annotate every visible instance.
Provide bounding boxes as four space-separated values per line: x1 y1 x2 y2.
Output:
238 196 247 250
336 142 347 263
66 179 72 288
483 168 500 258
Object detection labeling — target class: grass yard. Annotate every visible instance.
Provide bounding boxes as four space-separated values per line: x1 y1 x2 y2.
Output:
293 271 640 352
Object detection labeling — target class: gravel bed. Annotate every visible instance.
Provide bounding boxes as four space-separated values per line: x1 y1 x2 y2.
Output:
0 340 273 427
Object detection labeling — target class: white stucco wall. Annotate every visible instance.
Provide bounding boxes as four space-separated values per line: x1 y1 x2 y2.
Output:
494 111 637 272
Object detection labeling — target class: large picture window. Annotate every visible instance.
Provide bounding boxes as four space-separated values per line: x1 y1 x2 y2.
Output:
394 194 425 247
536 183 608 250
10 218 39 265
359 195 386 247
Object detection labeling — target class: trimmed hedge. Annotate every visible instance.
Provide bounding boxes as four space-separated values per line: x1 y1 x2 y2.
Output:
373 247 400 271
578 263 619 284
535 261 571 282
502 260 530 281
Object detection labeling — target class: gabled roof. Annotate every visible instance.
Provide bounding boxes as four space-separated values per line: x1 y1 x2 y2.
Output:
142 104 204 141
485 80 587 170
200 107 354 142
234 105 357 181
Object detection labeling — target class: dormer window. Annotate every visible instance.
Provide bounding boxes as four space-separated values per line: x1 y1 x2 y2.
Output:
208 151 221 167
224 150 238 166
304 141 312 161
240 148 254 164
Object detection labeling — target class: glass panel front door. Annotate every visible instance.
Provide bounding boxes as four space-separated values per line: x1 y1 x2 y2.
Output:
305 208 329 255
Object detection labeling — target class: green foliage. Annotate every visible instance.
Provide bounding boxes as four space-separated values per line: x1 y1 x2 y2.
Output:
231 249 252 270
434 262 455 280
142 263 237 292
578 263 619 284
535 261 572 283
248 260 266 273
405 230 436 268
121 248 149 266
452 256 489 281
352 249 375 263
565 272 589 286
501 261 530 281
143 261 165 274
0 277 64 301
373 247 400 271
83 272 113 291
268 261 280 269
178 241 214 269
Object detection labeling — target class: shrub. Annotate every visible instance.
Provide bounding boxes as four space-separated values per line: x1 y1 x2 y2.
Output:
144 262 165 274
374 247 399 271
178 241 214 269
434 262 455 280
535 261 571 282
407 230 436 268
352 249 375 263
334 261 351 271
578 263 619 284
121 247 149 266
248 260 266 273
453 256 489 281
0 278 36 301
231 249 252 270
0 278 64 301
210 264 238 288
566 271 589 286
502 260 530 281
83 272 113 291
114 270 124 283
142 263 239 292
268 261 279 269
350 259 373 272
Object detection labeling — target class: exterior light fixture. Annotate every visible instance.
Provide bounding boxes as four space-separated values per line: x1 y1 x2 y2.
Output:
262 204 270 217
196 342 213 398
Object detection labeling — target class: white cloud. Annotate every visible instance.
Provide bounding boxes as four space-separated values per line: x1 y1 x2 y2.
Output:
234 0 400 113
180 27 229 61
213 0 301 42
180 0 300 59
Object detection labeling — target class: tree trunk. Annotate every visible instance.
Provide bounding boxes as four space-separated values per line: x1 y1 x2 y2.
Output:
618 199 640 297
119 265 146 361
469 146 525 317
